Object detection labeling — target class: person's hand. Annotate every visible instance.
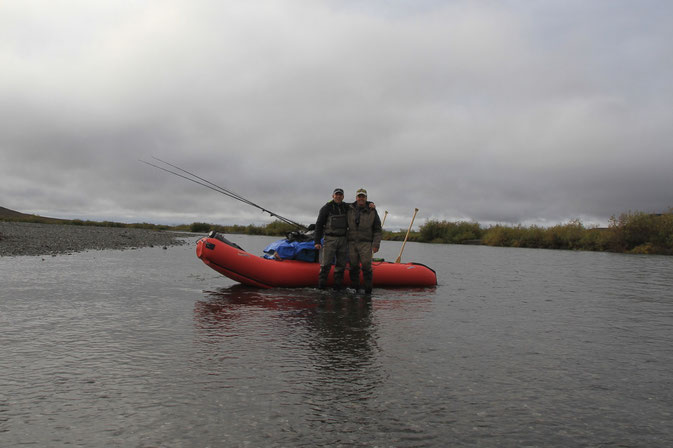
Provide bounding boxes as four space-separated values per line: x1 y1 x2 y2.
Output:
373 246 379 253
369 202 376 209
315 243 322 250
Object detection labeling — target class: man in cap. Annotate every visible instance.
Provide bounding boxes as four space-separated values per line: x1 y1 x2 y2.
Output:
347 188 382 294
314 188 349 289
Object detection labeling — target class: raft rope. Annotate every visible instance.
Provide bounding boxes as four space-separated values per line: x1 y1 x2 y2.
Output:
139 157 308 230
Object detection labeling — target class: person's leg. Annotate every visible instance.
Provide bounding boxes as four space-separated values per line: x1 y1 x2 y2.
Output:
348 243 361 292
333 237 348 290
318 239 338 289
358 243 374 294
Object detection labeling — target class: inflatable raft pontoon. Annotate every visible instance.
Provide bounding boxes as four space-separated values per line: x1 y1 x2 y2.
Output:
196 232 437 289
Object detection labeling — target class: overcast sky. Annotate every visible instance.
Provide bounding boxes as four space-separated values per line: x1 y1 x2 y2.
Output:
2 0 672 230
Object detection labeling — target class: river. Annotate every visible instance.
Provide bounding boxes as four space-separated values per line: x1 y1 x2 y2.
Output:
1 235 672 447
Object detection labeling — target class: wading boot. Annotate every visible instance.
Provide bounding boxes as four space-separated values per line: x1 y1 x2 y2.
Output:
333 271 344 291
318 266 330 290
363 271 373 295
349 268 360 293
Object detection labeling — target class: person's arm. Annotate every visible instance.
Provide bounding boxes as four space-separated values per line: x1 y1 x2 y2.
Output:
372 210 382 253
314 204 329 248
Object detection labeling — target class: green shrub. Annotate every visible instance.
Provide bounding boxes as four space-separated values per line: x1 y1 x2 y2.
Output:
263 220 297 236
418 220 483 244
482 225 517 246
607 210 673 254
190 222 212 233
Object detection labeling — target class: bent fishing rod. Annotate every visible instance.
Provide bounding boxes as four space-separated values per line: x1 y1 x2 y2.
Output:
139 157 308 230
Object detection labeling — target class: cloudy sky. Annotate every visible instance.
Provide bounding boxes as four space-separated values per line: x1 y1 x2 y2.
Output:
2 0 672 230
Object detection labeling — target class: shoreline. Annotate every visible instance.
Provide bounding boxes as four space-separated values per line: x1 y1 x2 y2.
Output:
0 221 197 257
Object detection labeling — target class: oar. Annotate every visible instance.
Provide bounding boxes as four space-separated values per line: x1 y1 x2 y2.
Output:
395 208 419 263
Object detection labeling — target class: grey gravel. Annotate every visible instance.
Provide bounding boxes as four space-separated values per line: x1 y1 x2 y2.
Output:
0 222 197 257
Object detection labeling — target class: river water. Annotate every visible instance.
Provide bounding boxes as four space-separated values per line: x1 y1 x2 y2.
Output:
1 235 672 447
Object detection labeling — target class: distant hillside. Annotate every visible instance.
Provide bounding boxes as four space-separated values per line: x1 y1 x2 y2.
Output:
0 207 66 223
0 206 31 218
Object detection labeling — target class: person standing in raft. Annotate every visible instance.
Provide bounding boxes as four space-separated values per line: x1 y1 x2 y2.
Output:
314 189 377 290
314 188 349 290
347 188 382 295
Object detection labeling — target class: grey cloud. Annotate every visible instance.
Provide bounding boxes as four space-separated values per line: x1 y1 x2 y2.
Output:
2 0 672 229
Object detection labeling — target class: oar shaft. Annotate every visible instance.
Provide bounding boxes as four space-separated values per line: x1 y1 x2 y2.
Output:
395 208 419 263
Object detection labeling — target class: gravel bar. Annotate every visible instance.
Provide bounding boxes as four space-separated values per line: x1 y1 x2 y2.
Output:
0 222 198 257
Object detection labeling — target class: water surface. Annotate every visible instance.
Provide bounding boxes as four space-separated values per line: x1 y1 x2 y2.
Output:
2 236 672 446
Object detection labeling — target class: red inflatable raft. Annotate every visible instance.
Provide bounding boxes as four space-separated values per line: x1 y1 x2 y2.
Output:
196 233 437 289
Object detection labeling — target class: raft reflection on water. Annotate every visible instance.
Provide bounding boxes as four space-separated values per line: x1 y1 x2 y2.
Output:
192 285 435 422
193 286 394 424
194 285 380 359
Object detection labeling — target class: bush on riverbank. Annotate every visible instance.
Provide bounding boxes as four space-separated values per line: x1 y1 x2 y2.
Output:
604 210 673 254
70 219 172 231
186 210 673 254
4 207 671 254
0 214 173 231
0 212 296 237
186 220 298 236
383 230 422 242
418 220 483 244
414 210 673 255
481 220 591 250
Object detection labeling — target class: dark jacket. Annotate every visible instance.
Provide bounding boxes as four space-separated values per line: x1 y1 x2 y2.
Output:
314 200 349 244
347 202 382 249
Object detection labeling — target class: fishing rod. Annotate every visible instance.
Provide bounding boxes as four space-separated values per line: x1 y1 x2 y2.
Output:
150 156 258 209
139 158 308 230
